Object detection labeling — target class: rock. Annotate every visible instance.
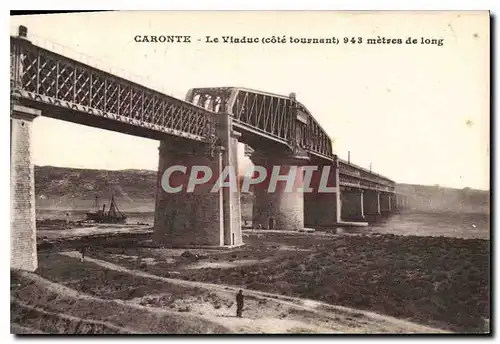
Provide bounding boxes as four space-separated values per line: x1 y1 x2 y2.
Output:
181 250 199 260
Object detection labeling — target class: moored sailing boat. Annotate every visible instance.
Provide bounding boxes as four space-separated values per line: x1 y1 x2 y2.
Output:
85 194 127 224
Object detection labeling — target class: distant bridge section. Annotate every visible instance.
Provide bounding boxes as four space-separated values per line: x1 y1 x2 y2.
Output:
339 159 395 192
187 87 395 193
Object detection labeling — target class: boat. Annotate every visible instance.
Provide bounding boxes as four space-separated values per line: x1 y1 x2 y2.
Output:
85 194 127 224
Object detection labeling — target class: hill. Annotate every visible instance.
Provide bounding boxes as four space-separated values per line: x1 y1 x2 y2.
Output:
34 166 489 214
396 183 489 214
34 166 253 213
35 166 157 211
35 166 157 200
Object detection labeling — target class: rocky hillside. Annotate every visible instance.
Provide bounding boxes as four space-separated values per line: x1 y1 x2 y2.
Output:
396 184 489 214
35 166 157 211
35 166 157 200
34 166 253 213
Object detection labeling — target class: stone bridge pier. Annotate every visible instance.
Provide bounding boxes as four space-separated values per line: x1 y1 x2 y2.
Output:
380 192 392 213
303 160 340 227
340 188 365 222
398 195 408 209
363 190 381 217
391 194 398 211
250 152 307 231
11 105 40 272
154 113 242 247
394 194 409 211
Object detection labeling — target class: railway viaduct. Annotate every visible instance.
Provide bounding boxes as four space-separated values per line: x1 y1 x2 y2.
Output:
10 26 408 271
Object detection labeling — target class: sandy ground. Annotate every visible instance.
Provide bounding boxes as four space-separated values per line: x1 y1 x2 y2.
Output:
28 227 489 333
17 224 489 334
58 250 447 334
13 271 228 334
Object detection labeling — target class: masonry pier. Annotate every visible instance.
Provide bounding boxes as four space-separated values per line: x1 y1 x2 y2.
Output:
153 113 242 247
380 193 392 213
10 25 404 270
251 153 306 230
303 160 340 227
363 190 381 222
11 105 39 272
391 194 398 211
340 188 365 222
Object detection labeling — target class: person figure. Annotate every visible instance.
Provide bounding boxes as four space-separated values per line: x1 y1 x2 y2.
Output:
236 290 244 318
80 246 86 262
268 217 275 230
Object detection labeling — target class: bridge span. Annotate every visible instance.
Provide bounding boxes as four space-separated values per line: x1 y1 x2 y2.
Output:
10 26 408 271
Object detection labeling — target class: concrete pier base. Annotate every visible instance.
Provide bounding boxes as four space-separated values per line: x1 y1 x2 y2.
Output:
154 113 242 247
304 162 340 227
391 194 398 211
154 141 223 246
380 193 392 213
251 154 305 231
11 105 40 272
363 190 381 220
340 189 365 222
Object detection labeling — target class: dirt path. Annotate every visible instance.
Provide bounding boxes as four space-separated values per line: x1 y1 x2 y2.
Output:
60 251 448 334
17 268 324 334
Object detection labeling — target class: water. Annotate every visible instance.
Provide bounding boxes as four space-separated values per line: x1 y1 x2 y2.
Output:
36 209 490 240
37 225 152 240
37 209 155 226
358 211 489 240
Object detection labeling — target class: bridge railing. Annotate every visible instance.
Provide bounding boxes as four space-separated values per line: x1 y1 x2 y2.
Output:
339 175 393 192
339 166 394 188
340 168 394 187
10 34 217 144
295 102 333 159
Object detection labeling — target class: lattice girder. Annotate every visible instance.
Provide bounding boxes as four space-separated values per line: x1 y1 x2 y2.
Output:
10 36 215 143
186 87 335 159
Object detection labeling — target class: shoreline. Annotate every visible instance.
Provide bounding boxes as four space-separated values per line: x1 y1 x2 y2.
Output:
35 208 490 241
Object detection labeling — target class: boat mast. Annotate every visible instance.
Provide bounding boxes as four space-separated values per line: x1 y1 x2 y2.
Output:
94 194 99 212
107 177 112 217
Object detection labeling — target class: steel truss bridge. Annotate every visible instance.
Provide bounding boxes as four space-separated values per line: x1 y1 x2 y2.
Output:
10 33 395 193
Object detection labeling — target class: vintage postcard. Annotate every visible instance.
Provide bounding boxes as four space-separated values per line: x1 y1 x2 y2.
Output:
10 11 490 334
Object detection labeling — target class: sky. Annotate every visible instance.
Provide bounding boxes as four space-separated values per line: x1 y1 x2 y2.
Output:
10 11 490 190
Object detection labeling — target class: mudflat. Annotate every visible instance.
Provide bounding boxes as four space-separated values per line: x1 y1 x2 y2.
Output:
11 229 489 334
